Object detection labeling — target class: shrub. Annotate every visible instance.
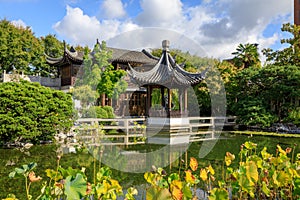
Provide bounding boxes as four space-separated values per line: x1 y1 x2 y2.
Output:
95 106 108 119
0 81 75 144
101 106 115 119
285 107 300 126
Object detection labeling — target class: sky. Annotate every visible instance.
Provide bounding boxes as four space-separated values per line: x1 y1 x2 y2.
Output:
0 0 294 59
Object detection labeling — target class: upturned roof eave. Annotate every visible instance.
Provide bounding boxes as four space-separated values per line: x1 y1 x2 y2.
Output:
127 47 206 88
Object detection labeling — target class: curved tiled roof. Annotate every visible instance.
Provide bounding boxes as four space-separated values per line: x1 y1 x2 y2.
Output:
45 44 83 66
46 40 158 66
127 40 207 88
108 47 158 64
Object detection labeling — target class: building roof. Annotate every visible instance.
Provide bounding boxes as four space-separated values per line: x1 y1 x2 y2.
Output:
45 43 84 66
127 40 208 88
46 41 158 67
108 47 158 65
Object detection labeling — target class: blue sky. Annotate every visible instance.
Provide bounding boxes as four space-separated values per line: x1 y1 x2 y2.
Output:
0 0 293 59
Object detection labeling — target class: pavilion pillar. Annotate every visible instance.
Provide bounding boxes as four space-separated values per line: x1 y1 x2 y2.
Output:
161 86 165 107
179 88 183 115
146 86 152 116
184 89 188 113
168 88 172 117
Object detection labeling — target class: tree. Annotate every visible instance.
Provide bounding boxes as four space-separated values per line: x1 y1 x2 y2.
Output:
227 64 300 126
41 34 65 77
41 34 64 58
0 81 75 144
97 64 127 100
232 43 261 69
0 19 47 75
94 42 127 105
262 23 300 66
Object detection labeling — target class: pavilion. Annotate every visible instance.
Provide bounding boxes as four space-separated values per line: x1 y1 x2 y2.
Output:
128 40 207 118
127 40 208 136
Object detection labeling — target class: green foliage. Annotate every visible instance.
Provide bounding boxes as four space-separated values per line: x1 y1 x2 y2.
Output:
81 106 114 119
81 106 97 118
222 142 300 199
7 156 137 200
8 162 40 200
232 43 261 69
144 142 300 200
233 98 277 127
0 19 47 75
75 42 106 90
72 85 97 108
263 23 300 66
0 81 75 144
101 106 115 118
285 107 300 126
227 64 300 126
64 173 87 200
41 34 64 76
97 64 127 99
41 34 64 58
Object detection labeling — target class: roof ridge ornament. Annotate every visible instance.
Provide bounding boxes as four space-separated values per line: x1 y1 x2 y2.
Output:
162 40 170 52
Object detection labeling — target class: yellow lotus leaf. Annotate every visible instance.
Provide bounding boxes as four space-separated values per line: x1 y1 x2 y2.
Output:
200 169 208 181
185 170 196 184
246 161 258 184
170 182 183 200
110 179 122 193
171 180 183 190
289 168 300 178
225 152 235 166
97 180 109 195
189 157 198 171
207 165 215 175
277 145 286 156
261 147 272 160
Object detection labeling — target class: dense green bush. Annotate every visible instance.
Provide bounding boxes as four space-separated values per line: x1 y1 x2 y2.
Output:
0 81 75 144
101 106 115 118
81 106 115 119
285 107 300 126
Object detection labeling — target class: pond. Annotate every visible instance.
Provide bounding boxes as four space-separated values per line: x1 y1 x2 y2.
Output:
0 132 299 199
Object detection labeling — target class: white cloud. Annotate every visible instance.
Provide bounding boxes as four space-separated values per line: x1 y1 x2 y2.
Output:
53 6 139 47
100 0 126 19
11 19 27 28
53 0 293 59
136 0 184 27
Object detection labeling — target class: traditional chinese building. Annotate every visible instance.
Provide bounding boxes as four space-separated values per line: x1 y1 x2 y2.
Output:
128 40 207 118
45 40 207 121
45 40 158 116
45 42 84 91
127 40 207 138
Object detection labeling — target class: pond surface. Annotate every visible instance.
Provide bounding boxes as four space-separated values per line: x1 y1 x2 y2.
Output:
0 132 299 199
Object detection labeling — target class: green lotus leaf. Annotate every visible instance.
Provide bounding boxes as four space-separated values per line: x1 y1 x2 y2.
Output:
64 173 87 200
208 188 229 200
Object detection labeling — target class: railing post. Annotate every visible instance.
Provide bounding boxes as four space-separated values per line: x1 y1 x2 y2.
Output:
211 117 215 139
125 119 129 146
